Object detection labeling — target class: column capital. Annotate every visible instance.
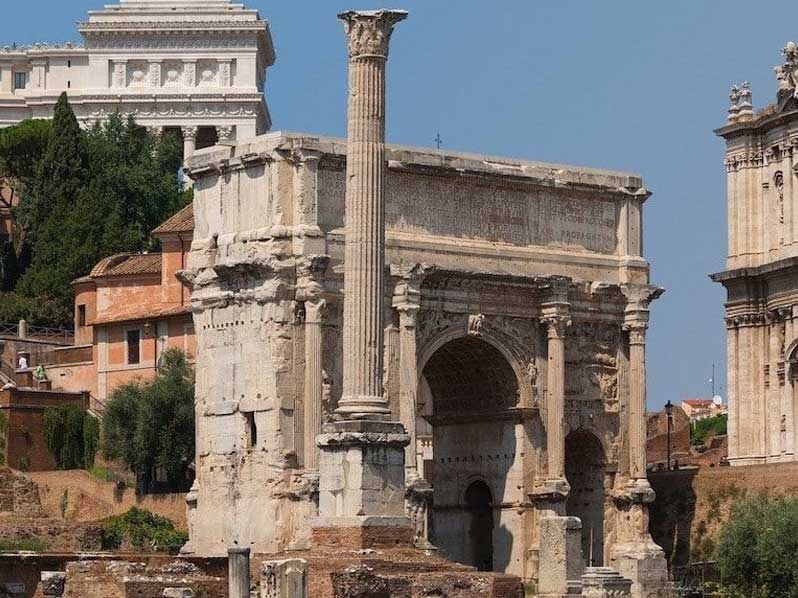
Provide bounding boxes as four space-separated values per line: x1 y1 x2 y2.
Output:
296 255 330 310
541 314 571 340
217 126 235 144
338 10 408 60
182 126 198 140
304 298 327 325
391 263 434 328
623 321 648 345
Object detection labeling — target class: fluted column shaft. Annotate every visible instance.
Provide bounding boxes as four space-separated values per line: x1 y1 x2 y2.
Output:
627 324 648 481
544 316 569 482
337 10 407 419
303 299 325 470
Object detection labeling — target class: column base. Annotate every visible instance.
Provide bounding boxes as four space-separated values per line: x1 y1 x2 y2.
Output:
335 395 393 418
315 419 412 549
607 543 671 598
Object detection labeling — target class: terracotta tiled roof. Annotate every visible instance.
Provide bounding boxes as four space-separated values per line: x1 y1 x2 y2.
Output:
151 203 194 235
682 399 713 407
91 304 191 326
89 253 161 278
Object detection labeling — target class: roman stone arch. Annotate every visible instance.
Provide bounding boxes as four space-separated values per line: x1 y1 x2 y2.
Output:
565 430 608 567
417 332 525 574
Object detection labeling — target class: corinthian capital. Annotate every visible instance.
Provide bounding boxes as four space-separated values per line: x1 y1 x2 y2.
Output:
542 315 571 340
338 10 408 60
623 322 648 345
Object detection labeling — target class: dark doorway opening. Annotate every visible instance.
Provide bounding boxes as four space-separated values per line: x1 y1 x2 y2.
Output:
565 430 607 566
464 480 494 571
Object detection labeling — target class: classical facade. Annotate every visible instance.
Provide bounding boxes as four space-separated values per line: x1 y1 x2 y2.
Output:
713 42 798 466
0 0 275 156
180 127 668 592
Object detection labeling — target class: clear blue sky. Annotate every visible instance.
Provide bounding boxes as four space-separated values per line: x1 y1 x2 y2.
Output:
4 1 798 409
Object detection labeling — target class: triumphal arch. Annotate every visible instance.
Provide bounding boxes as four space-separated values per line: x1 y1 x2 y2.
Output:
178 10 668 597
180 133 666 590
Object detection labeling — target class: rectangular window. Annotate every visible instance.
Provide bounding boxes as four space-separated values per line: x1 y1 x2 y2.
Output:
77 305 86 327
126 329 141 365
13 72 26 90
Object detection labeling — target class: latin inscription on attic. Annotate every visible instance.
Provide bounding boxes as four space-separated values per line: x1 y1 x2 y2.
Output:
318 169 618 254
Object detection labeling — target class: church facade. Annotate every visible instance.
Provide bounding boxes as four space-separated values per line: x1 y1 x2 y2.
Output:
0 0 274 157
180 132 668 593
713 43 798 466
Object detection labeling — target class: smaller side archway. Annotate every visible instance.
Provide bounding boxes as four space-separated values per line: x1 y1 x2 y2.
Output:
464 480 494 572
565 430 607 566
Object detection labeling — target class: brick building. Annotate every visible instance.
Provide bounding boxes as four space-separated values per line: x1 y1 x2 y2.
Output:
0 387 88 471
43 204 195 410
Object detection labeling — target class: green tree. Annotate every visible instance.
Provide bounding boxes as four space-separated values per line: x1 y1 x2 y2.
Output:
0 118 50 289
14 100 188 319
42 404 99 470
691 414 728 446
716 495 798 598
103 349 195 491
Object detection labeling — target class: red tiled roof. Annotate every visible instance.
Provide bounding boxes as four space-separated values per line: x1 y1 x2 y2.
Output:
682 399 713 407
151 203 194 235
91 304 191 326
89 253 161 278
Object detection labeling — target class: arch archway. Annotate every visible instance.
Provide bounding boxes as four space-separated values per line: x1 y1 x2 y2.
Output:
419 335 520 573
565 430 607 566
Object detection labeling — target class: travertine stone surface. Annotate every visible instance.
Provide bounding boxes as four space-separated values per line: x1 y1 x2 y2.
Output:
538 516 584 596
228 547 250 598
581 567 632 598
261 559 307 598
542 300 571 500
714 42 798 467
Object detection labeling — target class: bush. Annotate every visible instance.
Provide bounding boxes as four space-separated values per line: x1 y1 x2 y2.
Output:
101 507 187 553
716 495 798 597
691 414 728 446
42 405 99 470
0 537 48 553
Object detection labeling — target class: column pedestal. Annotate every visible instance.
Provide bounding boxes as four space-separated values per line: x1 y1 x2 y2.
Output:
312 420 413 549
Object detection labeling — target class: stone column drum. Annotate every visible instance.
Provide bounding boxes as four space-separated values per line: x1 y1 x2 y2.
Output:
312 10 413 550
335 8 408 419
540 307 571 512
626 322 648 485
303 297 325 470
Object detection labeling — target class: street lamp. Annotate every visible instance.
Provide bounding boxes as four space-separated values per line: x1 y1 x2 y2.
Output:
665 400 674 471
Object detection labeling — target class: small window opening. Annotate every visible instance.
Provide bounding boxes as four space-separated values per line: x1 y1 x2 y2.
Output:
77 305 86 327
245 412 257 448
127 329 141 364
67 60 72 68
67 81 71 89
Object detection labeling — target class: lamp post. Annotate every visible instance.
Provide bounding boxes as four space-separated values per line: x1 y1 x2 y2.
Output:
665 400 674 471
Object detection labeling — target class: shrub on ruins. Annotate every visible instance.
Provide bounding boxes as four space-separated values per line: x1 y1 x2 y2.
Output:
102 349 195 493
12 94 189 320
101 507 187 553
715 494 798 597
690 414 728 446
42 404 99 470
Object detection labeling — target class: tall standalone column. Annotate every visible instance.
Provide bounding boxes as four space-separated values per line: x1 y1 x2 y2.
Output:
313 10 412 550
336 9 408 419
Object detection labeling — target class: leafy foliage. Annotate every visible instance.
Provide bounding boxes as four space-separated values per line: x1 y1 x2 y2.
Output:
0 291 71 327
4 94 188 321
103 349 195 491
101 507 187 552
42 404 99 470
716 495 798 597
691 414 728 446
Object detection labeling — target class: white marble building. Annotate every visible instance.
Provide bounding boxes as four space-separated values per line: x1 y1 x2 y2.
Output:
0 0 275 157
